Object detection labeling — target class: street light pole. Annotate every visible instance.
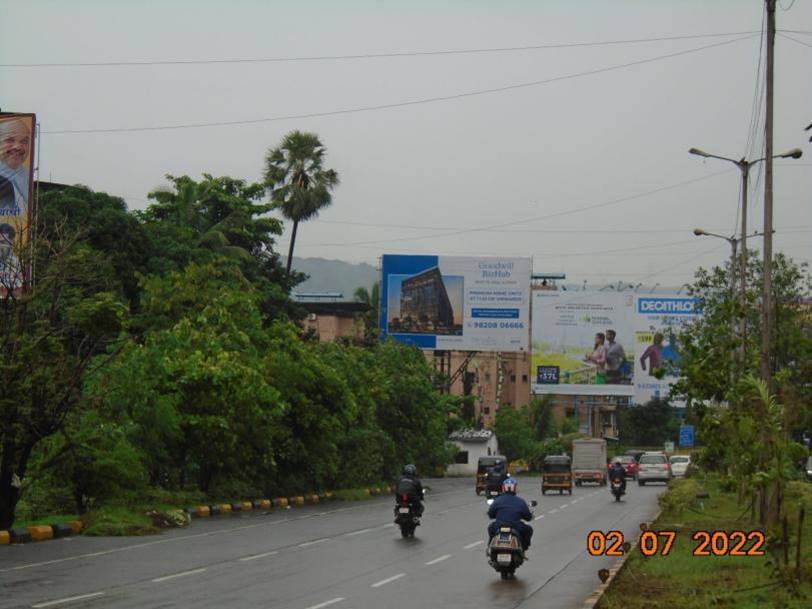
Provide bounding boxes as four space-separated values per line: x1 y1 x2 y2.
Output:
762 0 776 389
688 146 802 375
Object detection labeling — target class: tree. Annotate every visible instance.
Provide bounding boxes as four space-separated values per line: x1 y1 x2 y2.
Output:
0 224 127 529
493 407 534 462
617 398 680 447
140 174 300 322
353 281 380 344
264 131 340 275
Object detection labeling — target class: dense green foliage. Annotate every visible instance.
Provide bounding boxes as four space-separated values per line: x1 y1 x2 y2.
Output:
616 397 681 447
493 397 565 469
675 252 811 526
2 145 453 529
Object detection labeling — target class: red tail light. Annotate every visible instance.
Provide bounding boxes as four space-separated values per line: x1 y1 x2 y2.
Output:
401 494 409 502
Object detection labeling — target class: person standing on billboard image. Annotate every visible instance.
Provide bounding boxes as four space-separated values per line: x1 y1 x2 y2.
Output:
604 329 627 384
584 332 608 384
639 332 664 378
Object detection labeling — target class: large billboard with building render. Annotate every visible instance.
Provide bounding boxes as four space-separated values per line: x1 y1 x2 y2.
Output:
380 254 531 352
0 113 35 296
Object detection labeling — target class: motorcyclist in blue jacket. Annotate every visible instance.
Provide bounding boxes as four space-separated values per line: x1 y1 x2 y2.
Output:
487 477 533 550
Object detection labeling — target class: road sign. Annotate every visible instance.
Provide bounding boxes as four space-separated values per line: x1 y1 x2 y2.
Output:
679 425 695 448
664 441 675 453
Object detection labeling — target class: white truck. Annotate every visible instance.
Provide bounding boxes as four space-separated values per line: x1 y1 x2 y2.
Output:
572 438 608 486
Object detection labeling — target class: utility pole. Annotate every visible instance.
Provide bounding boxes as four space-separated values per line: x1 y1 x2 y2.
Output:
761 0 776 389
739 161 748 355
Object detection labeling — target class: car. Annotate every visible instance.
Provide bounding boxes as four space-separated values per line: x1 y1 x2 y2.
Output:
637 452 672 485
805 456 812 482
625 449 646 463
608 455 639 480
669 455 691 477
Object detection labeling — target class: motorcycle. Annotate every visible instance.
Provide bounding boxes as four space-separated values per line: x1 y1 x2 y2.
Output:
394 489 426 538
486 498 537 579
610 478 624 502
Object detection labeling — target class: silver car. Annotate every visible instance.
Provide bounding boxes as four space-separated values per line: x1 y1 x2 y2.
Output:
637 452 672 485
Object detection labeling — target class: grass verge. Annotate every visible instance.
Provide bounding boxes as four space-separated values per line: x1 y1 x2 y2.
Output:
598 475 811 609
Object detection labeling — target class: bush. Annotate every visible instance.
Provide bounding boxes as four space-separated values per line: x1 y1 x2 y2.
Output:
658 477 700 517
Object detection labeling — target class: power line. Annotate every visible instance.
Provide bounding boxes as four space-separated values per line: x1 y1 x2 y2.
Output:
304 170 733 248
2 31 761 68
42 34 757 135
779 33 812 48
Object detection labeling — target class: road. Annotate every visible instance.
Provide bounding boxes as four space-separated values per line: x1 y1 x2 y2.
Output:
0 477 662 609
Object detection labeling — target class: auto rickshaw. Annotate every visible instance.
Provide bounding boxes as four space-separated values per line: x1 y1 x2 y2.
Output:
476 455 507 496
541 455 573 495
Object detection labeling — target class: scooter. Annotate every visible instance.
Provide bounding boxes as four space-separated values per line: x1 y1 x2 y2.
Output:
610 478 625 502
394 489 426 538
485 498 537 579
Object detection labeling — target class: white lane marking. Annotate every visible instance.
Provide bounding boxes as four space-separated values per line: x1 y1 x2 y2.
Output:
298 538 329 548
549 509 558 514
464 540 484 549
381 523 396 528
345 528 372 537
534 514 545 521
425 554 451 565
151 568 207 583
304 598 345 609
561 504 569 510
239 550 278 562
32 592 105 608
371 573 406 588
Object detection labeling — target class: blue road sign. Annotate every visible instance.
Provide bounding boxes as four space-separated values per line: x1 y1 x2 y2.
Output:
679 425 694 448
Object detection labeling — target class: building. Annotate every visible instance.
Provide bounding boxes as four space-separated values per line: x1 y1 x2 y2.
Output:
394 267 458 335
446 428 499 476
429 350 531 428
296 296 370 343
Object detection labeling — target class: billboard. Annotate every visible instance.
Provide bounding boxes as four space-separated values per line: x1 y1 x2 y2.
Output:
531 291 636 396
532 291 700 404
632 296 700 405
380 255 531 352
0 113 35 296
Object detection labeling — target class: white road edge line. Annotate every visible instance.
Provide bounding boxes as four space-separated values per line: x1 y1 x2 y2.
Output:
425 554 452 565
32 592 105 608
345 528 372 537
549 509 558 514
239 550 279 562
304 597 345 609
151 568 207 583
298 538 329 548
535 514 545 521
371 573 406 588
464 540 484 549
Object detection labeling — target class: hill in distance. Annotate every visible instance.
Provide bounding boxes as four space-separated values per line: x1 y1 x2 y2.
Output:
288 257 378 299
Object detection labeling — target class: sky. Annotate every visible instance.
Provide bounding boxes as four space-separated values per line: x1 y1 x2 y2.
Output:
1 0 810 289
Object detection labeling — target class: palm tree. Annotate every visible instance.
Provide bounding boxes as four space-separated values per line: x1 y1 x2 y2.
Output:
264 131 339 275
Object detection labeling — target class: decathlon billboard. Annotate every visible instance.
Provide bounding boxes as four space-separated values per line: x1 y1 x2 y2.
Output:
380 255 531 352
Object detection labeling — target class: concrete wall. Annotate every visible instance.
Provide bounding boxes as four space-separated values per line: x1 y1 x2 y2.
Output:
446 435 500 476
303 314 364 343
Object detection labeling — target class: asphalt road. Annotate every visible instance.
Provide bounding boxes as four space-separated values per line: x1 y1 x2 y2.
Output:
0 477 663 609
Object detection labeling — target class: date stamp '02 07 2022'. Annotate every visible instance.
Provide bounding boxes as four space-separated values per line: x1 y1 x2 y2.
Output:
587 529 766 558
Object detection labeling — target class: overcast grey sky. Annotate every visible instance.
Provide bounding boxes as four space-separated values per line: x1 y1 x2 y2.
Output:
2 0 810 287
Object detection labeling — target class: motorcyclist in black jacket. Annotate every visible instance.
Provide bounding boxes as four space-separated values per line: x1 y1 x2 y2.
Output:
609 459 627 493
395 464 424 517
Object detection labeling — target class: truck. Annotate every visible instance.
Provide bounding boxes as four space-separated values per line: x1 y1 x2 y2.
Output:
572 438 608 486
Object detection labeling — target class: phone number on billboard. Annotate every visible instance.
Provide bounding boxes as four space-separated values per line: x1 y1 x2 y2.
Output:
472 321 525 329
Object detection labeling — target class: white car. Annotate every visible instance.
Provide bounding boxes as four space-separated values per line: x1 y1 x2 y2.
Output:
669 455 691 477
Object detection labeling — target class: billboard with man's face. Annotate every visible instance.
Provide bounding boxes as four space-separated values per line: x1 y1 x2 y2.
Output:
380 255 531 352
0 113 35 295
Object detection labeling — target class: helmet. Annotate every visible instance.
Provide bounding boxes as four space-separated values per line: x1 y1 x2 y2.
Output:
501 477 518 494
403 464 417 477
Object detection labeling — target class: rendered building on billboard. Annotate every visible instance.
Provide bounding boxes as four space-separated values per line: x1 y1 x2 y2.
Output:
396 267 458 335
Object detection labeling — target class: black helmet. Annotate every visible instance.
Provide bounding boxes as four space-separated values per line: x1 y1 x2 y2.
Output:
403 464 417 476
